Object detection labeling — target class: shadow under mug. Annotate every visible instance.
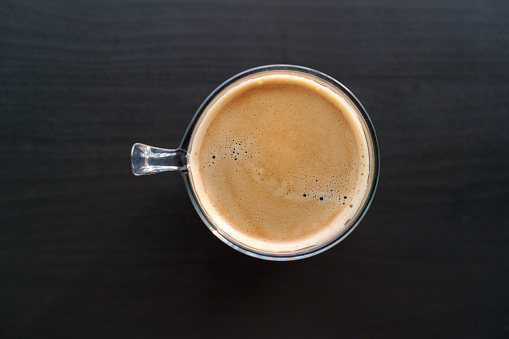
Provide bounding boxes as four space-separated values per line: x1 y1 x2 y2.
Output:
131 65 380 261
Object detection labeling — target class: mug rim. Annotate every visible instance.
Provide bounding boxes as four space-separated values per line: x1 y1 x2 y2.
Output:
180 64 380 261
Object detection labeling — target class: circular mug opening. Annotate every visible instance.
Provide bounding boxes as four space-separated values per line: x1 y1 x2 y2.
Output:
182 65 379 261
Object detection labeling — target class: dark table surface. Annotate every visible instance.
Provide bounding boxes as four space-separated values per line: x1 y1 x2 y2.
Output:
1 0 508 337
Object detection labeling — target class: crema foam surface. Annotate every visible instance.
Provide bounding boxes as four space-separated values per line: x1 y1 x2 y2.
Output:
189 72 369 253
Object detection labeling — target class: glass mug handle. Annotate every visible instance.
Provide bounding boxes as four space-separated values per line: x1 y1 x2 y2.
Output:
131 143 186 176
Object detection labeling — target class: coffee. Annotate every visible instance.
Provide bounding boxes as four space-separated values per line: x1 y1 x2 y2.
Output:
188 71 370 253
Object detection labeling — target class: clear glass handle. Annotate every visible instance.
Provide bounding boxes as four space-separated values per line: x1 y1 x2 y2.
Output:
131 143 187 176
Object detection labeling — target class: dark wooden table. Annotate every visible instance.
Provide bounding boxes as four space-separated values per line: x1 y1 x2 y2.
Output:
1 0 507 337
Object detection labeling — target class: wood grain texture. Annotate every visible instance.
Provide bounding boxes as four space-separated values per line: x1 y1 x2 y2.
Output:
1 0 508 337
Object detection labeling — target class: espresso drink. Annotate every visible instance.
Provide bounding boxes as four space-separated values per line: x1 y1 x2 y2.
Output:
188 71 370 253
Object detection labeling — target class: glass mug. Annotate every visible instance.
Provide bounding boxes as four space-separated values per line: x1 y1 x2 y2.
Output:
131 65 379 261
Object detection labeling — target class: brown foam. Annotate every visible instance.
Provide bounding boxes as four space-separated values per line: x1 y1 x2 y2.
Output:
188 71 370 253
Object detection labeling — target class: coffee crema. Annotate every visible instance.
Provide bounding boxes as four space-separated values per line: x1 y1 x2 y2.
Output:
188 71 370 253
